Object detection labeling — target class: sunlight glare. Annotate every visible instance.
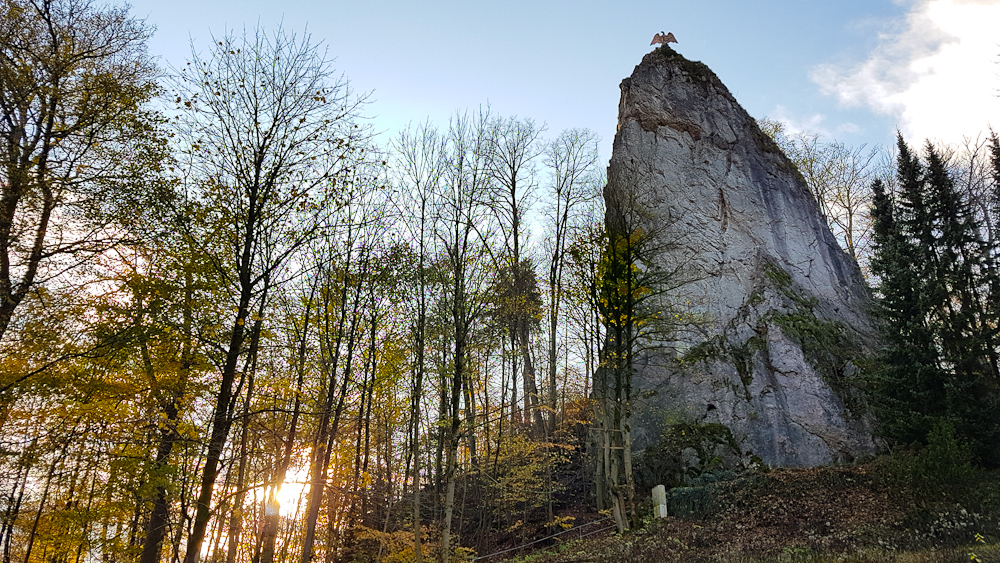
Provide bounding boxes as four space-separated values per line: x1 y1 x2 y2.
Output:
275 465 310 517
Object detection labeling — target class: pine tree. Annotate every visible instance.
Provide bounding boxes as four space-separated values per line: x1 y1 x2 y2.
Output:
923 143 1000 462
870 176 945 444
870 136 1000 463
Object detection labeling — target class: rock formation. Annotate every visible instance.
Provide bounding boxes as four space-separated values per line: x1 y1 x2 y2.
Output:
606 46 879 468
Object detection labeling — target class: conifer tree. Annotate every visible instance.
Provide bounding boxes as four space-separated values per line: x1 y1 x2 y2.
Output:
870 136 1000 463
870 176 944 444
924 143 1000 462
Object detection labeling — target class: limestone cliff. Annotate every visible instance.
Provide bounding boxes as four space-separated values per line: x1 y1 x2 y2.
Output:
607 46 879 468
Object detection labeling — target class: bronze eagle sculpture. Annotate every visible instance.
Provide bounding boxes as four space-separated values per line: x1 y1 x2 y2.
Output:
651 31 677 46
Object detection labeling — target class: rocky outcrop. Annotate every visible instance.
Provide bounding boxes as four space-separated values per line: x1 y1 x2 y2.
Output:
608 46 879 467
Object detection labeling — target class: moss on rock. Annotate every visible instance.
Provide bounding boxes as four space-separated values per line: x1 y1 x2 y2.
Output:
635 422 742 491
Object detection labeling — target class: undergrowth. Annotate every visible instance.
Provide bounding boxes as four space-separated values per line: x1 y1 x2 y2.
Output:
507 442 1000 563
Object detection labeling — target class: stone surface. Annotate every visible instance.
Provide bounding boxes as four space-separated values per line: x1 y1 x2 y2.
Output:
607 46 879 467
652 484 667 506
652 485 668 518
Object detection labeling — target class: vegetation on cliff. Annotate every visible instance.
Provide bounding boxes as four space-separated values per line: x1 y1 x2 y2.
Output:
2 3 1000 562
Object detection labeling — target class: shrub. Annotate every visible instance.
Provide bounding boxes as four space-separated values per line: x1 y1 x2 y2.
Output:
891 419 976 500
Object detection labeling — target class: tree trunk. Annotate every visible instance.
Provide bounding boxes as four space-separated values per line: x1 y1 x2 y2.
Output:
225 378 254 563
1 439 32 563
139 396 182 563
440 287 468 563
434 345 448 504
258 281 315 563
141 258 195 563
24 434 70 563
182 295 250 563
463 365 478 467
301 266 365 563
440 408 461 563
224 309 265 563
519 323 545 436
548 313 559 436
408 287 426 563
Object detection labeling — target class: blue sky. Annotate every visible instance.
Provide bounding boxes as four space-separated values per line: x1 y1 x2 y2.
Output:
130 0 1000 162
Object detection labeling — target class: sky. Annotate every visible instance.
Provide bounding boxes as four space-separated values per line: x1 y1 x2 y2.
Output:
128 0 1000 163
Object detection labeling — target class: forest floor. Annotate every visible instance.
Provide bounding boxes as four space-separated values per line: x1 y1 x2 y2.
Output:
499 460 1000 563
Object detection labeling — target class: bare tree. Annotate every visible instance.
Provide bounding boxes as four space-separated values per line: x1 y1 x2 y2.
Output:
564 173 606 402
254 259 328 563
434 109 496 563
171 25 367 563
299 159 388 563
392 120 446 563
542 128 600 435
950 133 1000 247
487 115 546 434
758 119 883 273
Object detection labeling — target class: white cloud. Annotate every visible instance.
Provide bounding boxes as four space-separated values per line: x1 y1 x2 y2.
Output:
771 106 830 136
811 0 1000 147
769 106 861 139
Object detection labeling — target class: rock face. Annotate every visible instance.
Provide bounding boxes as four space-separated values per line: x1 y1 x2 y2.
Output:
607 47 879 468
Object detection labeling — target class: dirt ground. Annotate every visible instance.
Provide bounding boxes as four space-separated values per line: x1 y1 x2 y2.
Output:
499 463 1000 563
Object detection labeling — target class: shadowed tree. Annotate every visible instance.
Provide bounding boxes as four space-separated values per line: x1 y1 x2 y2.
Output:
392 120 446 563
542 128 600 435
171 25 368 563
487 115 546 434
434 109 496 563
0 0 166 342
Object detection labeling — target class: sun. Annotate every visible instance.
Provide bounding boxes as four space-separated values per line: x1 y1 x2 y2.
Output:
273 465 309 517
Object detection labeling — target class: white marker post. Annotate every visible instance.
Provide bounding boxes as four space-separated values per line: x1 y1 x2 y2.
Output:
652 484 668 518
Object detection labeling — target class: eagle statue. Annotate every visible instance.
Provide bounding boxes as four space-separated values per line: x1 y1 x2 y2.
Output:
650 31 677 46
